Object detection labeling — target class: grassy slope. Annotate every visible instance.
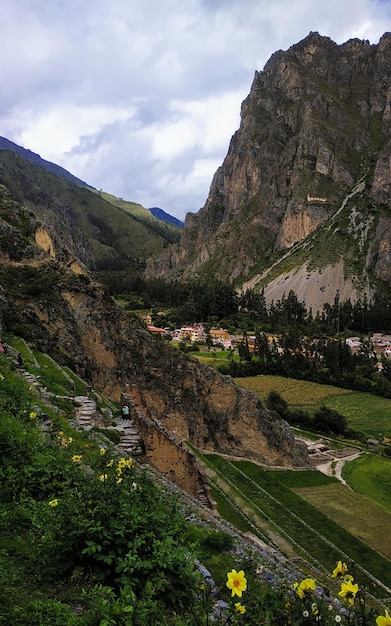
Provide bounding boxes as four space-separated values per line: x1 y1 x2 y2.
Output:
0 150 179 266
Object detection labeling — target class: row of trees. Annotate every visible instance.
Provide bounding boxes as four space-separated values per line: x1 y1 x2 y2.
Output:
108 275 391 336
219 332 391 398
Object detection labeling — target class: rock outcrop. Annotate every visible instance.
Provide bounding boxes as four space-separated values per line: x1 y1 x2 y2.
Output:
0 186 308 470
145 32 391 310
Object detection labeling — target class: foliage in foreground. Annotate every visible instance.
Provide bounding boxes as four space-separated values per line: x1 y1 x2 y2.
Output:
0 352 389 624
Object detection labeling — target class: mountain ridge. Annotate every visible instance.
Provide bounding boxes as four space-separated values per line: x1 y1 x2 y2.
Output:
0 135 93 189
149 206 184 228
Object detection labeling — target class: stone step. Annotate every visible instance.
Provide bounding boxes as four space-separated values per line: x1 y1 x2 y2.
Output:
122 433 141 440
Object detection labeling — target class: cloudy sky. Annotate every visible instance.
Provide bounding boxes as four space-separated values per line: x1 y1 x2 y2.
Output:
2 0 391 220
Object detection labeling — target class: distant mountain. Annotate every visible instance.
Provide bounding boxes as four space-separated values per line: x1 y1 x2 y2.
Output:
0 147 181 274
0 136 92 189
145 32 391 312
149 207 184 228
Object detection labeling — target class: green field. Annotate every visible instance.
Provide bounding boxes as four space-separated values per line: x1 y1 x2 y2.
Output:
235 374 391 438
293 482 391 560
342 454 391 510
325 393 391 439
235 375 353 412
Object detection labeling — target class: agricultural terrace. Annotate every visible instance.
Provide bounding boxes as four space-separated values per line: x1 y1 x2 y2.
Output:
200 454 391 600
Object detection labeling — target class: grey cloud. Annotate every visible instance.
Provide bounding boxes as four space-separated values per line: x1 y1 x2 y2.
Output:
1 0 391 220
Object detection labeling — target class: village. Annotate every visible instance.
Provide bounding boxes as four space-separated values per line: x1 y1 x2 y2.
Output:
142 314 391 362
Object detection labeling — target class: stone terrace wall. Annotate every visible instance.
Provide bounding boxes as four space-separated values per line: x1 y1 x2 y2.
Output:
121 393 215 509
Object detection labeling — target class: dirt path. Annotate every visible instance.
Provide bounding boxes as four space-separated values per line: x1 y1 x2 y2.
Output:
316 452 362 487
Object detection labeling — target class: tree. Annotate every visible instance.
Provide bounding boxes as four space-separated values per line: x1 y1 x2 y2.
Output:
312 406 347 435
265 391 288 418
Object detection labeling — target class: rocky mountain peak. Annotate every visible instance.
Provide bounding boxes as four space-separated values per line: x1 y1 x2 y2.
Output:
145 32 391 311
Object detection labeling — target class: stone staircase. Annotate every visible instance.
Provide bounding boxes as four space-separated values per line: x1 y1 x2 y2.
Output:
73 396 144 456
74 396 97 430
8 343 144 458
114 418 144 457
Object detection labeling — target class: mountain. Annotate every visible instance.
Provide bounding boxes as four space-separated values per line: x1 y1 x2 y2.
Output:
0 136 92 188
0 182 307 468
145 32 391 312
149 206 184 228
0 147 182 273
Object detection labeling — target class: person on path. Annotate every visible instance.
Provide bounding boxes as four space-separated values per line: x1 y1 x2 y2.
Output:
121 404 130 420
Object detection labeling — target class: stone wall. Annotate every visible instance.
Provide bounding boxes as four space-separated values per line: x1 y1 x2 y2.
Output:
121 392 215 509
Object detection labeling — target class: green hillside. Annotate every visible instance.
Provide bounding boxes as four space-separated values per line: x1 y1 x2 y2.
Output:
0 149 181 272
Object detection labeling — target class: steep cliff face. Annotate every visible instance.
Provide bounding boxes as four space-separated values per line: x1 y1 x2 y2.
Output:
0 185 308 468
145 32 391 307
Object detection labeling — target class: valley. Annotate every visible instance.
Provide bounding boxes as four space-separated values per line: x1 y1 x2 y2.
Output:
1 28 391 624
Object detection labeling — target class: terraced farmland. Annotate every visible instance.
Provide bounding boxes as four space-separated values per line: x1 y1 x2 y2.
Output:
196 452 391 603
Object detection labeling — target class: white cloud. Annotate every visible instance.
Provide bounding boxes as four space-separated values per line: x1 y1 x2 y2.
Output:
20 105 134 159
1 0 391 219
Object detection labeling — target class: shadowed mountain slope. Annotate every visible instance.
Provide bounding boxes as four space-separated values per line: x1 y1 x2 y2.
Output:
0 149 181 273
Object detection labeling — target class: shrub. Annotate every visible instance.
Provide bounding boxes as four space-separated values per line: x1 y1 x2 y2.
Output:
265 390 288 418
202 529 234 552
11 599 78 626
312 406 347 435
285 408 312 427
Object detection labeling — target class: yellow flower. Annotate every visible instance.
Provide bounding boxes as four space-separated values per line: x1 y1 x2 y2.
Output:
49 499 58 507
125 458 133 467
338 579 359 605
118 458 126 468
377 610 391 626
294 578 316 599
71 454 83 463
235 602 246 614
116 477 123 484
226 569 247 598
99 447 106 455
331 560 352 580
29 411 37 419
68 437 73 443
98 474 108 482
106 460 114 467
